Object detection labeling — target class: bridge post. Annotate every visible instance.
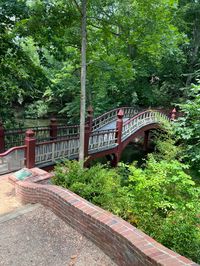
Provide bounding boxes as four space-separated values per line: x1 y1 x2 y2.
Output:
25 129 36 169
143 130 150 152
112 109 124 167
116 109 124 145
84 106 93 159
0 121 5 153
170 108 177 121
50 118 58 140
84 124 90 158
87 105 93 131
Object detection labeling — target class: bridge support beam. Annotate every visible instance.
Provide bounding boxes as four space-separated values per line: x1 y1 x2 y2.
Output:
0 121 5 153
143 130 150 152
25 129 36 169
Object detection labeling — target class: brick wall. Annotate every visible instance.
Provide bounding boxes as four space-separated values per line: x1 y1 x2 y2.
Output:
10 168 198 266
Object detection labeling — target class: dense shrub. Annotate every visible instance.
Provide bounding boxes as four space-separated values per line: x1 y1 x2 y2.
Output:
53 160 128 216
122 156 200 262
175 83 200 174
53 157 200 263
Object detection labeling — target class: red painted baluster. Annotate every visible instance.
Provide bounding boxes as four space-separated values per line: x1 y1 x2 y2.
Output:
25 129 36 169
0 121 5 153
50 118 58 140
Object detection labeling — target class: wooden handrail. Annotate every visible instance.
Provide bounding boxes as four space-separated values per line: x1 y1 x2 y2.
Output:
0 145 26 157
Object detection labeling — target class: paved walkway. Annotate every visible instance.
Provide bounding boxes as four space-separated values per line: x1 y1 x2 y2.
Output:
0 177 116 266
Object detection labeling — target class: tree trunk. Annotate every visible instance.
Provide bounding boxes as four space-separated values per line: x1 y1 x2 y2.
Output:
79 0 87 166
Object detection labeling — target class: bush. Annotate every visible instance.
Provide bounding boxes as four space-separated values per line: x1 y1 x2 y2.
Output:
123 156 200 262
53 157 200 263
175 82 200 173
53 160 128 216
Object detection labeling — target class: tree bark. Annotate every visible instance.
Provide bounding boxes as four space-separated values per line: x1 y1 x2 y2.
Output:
79 0 87 166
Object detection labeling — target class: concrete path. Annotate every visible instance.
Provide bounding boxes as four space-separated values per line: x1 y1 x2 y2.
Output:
0 205 116 266
0 176 116 266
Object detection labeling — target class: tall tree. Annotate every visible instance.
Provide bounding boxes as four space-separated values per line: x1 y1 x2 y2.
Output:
79 0 87 165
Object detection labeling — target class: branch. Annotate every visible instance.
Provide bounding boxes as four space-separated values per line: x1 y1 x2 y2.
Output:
72 0 82 15
88 22 121 37
88 16 123 29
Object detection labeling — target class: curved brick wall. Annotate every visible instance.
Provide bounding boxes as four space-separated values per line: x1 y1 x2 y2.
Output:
10 169 197 266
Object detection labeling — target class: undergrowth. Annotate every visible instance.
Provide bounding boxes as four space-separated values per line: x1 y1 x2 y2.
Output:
53 157 200 263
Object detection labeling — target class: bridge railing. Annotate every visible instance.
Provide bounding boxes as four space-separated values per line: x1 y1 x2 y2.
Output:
0 107 174 174
0 145 26 174
4 126 50 150
92 107 139 131
2 123 80 151
122 110 169 140
57 125 79 138
89 129 117 154
35 137 79 166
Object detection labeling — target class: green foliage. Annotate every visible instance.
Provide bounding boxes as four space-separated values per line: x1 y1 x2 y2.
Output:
1 0 200 123
0 0 49 124
152 119 182 161
53 160 127 215
0 0 189 124
175 82 200 172
24 100 48 118
53 156 200 263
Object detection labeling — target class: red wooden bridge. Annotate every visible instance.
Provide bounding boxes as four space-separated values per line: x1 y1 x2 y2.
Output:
0 107 175 175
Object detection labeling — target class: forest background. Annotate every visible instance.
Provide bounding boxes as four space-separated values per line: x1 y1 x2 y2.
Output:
1 0 200 122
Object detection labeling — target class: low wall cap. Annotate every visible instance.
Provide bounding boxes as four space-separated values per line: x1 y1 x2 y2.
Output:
14 168 33 181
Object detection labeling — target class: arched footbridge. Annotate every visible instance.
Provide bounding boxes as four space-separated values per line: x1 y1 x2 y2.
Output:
0 107 173 175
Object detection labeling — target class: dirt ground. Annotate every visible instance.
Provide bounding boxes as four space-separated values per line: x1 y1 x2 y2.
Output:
0 175 22 215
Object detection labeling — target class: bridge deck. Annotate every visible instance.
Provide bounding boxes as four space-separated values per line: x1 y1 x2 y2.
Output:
95 118 129 131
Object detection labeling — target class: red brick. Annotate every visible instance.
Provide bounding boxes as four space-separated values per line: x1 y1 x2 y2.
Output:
161 257 185 266
177 255 195 264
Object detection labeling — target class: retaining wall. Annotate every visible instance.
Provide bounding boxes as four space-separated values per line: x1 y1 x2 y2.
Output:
10 168 198 266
